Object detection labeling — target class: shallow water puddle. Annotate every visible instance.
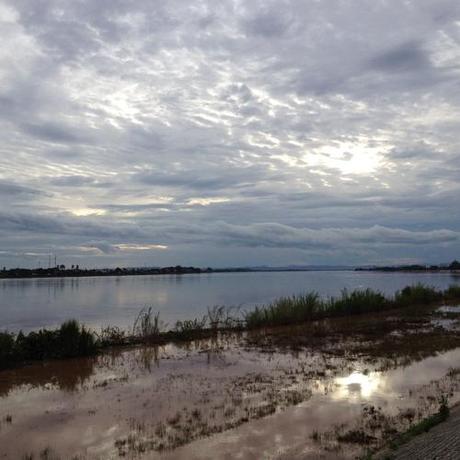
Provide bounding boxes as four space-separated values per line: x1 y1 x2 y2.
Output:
1 339 460 459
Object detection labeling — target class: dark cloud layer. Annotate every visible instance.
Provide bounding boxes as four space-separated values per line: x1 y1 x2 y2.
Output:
1 0 459 268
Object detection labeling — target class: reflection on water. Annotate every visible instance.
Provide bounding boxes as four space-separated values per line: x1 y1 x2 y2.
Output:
0 355 97 398
1 271 460 332
1 333 460 459
335 371 382 399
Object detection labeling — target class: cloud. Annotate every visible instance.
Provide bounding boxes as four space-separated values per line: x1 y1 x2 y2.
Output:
369 41 431 73
0 180 45 197
206 222 460 250
1 0 460 267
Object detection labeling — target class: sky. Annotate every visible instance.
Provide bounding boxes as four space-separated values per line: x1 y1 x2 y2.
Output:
1 0 460 268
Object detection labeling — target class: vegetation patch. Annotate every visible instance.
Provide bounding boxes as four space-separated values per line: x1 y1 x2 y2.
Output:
1 283 460 370
244 284 457 329
389 396 450 450
0 320 96 370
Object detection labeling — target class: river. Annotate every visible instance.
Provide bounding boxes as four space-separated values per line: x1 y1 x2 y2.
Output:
1 270 459 332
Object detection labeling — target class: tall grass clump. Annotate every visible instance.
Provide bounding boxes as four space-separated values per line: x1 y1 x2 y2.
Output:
327 288 388 316
394 283 442 307
133 307 164 342
244 293 322 328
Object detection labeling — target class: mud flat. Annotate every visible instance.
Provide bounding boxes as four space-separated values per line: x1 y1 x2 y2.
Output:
1 304 460 459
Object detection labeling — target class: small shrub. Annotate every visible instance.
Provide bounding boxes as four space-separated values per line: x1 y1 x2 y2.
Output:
59 320 96 358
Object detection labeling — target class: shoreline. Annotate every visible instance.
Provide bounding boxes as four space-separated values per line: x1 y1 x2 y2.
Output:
0 267 345 281
2 283 460 371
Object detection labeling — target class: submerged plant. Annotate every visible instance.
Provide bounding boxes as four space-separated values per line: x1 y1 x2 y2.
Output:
174 317 207 339
207 305 242 330
133 307 164 342
96 326 126 346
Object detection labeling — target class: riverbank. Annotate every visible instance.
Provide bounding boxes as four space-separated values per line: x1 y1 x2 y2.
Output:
1 295 460 459
2 284 460 371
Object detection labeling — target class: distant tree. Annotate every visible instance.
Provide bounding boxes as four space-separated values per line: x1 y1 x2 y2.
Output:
449 260 460 270
59 264 66 270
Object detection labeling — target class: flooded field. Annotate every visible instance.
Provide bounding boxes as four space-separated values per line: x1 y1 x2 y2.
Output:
1 304 460 459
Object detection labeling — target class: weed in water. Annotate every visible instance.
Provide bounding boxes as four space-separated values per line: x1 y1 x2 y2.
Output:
133 307 164 342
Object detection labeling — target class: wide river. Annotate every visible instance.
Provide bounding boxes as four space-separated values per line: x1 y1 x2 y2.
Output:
1 270 459 332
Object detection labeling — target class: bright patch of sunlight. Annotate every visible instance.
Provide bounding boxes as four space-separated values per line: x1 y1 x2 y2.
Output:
188 197 230 206
117 244 168 251
306 141 387 175
334 371 382 399
72 208 106 217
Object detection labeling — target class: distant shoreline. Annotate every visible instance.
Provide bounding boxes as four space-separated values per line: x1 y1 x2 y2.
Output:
356 267 460 274
2 265 459 280
0 266 353 280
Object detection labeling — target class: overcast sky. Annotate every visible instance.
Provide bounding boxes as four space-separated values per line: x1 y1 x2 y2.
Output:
1 0 460 268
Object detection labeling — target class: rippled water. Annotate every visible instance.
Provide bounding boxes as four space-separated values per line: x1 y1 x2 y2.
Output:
1 270 459 332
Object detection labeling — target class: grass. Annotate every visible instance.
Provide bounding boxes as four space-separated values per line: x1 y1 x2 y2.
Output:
244 292 322 328
389 395 450 450
394 283 443 307
244 283 454 329
132 307 164 342
445 284 460 300
0 320 97 370
1 283 459 370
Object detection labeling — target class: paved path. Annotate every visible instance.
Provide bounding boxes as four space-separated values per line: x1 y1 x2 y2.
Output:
390 405 460 459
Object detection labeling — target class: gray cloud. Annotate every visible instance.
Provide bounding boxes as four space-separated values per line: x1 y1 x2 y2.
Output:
369 41 431 73
1 0 460 268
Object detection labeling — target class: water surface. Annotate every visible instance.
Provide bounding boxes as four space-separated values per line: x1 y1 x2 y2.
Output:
1 270 459 332
1 336 459 459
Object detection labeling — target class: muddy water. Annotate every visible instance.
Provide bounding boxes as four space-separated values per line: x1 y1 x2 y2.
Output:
1 332 460 460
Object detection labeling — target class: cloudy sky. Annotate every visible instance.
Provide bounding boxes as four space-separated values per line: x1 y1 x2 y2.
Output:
1 0 460 268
